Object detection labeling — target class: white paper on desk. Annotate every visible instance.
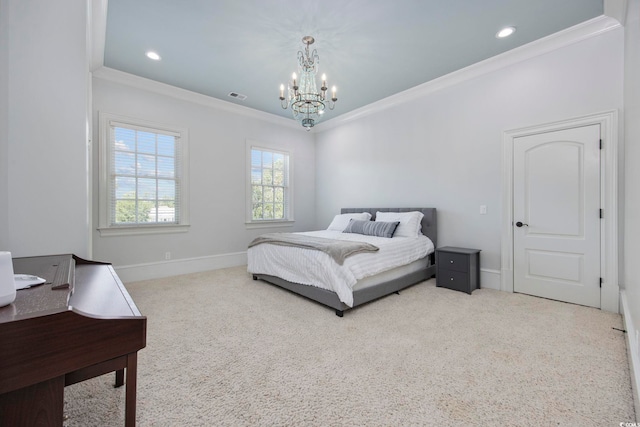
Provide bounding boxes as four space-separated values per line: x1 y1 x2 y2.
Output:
14 274 46 290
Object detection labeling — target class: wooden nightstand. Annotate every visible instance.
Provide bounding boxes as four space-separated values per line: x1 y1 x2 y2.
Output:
436 247 481 294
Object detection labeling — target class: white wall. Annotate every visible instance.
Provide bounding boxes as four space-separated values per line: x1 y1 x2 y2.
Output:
314 27 624 285
623 0 640 416
92 76 316 275
0 0 90 257
0 0 9 247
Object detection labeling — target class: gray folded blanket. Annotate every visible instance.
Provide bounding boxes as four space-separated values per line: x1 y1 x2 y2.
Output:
248 233 379 265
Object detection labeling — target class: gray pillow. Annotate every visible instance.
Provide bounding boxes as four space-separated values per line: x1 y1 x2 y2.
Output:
343 219 400 238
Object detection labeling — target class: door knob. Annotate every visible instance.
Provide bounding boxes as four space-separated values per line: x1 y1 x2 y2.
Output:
515 221 529 227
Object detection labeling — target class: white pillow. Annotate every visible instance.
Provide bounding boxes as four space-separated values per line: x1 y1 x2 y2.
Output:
327 212 372 231
375 211 424 237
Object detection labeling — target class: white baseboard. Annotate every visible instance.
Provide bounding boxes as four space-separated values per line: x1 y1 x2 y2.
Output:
115 256 503 289
621 290 640 422
114 251 247 283
480 268 501 290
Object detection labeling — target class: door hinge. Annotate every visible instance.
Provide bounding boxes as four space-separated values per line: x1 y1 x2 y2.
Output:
600 139 603 149
600 209 603 218
600 277 603 288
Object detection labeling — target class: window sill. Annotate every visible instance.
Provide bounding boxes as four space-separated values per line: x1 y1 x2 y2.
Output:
97 224 190 237
245 220 295 230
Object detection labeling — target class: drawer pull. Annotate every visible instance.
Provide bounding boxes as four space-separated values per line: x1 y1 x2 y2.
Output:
450 277 454 281
450 260 454 264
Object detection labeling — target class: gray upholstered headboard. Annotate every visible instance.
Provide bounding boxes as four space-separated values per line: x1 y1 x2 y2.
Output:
341 208 437 247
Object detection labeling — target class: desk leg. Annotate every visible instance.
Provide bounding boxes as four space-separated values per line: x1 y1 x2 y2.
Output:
115 368 125 387
125 352 138 427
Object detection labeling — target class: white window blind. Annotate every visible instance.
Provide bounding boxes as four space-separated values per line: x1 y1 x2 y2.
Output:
109 123 181 225
250 147 290 221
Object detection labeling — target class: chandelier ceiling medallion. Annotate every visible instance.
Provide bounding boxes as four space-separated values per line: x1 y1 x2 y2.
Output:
279 36 337 130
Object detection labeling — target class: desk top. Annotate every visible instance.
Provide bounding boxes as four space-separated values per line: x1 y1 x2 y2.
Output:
0 254 142 322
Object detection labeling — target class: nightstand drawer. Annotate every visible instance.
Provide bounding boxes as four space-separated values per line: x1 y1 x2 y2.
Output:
437 251 469 273
437 269 470 293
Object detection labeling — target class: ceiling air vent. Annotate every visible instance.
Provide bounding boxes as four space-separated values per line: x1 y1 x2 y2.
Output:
228 92 247 101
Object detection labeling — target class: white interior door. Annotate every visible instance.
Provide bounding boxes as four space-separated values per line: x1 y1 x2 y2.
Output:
513 125 601 308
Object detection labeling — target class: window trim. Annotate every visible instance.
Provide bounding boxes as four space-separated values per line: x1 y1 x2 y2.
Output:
245 140 294 227
98 112 190 237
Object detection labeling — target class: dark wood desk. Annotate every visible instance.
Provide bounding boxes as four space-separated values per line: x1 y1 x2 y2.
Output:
0 255 147 426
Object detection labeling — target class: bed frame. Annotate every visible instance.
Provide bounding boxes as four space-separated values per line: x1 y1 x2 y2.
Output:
252 208 437 317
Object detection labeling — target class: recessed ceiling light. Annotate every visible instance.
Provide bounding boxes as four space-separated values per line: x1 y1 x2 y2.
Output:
146 51 161 61
496 26 516 38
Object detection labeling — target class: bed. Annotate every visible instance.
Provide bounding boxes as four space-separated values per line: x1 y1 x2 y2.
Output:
248 208 437 317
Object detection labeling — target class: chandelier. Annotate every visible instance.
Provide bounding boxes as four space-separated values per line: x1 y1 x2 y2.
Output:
279 36 337 130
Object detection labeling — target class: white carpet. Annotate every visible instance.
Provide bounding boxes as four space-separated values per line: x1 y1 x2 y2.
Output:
63 266 635 426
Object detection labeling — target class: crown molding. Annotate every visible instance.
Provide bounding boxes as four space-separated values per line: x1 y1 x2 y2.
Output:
604 0 628 24
315 15 622 132
89 0 108 72
92 67 303 130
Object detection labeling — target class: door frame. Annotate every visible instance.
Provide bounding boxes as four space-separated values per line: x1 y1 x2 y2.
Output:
501 110 619 312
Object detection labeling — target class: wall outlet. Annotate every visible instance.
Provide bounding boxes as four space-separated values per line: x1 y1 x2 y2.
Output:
165 252 171 260
480 205 487 215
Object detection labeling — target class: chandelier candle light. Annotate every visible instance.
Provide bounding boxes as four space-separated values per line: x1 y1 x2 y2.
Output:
280 36 337 130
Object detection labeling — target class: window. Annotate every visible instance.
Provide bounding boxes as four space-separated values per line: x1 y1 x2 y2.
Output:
247 143 293 226
99 112 189 236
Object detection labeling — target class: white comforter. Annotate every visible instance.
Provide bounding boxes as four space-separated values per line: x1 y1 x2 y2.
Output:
247 230 434 307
